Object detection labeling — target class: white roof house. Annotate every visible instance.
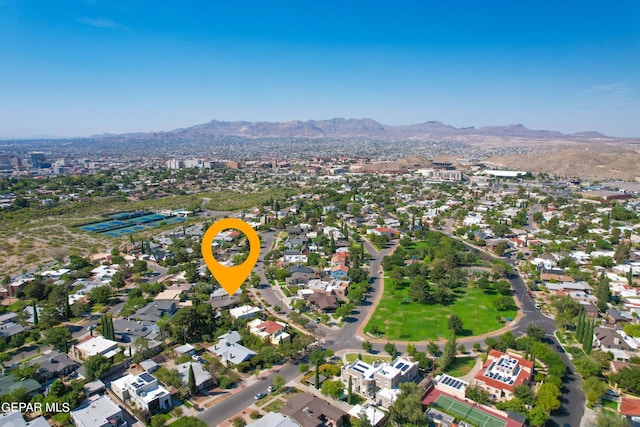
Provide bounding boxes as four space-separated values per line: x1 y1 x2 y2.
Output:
230 305 262 320
71 395 127 427
72 336 120 360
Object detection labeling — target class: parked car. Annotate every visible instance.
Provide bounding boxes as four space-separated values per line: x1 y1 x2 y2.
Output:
267 385 276 392
255 392 267 400
535 303 541 309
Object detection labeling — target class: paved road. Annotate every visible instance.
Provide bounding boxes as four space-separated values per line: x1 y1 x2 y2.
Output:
200 227 585 426
197 362 301 426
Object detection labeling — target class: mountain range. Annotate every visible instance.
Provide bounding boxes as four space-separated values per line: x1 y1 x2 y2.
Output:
93 118 609 140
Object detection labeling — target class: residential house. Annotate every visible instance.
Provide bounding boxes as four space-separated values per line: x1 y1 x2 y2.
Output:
329 265 349 280
307 293 339 312
207 331 257 365
30 351 79 381
0 374 41 400
230 305 262 320
247 412 301 427
175 343 196 357
176 362 213 391
607 309 632 325
70 395 127 427
154 288 185 303
0 411 49 427
0 312 24 342
532 255 558 270
593 326 636 360
285 266 317 286
71 336 120 361
248 319 290 344
371 227 398 238
111 372 172 413
331 252 349 267
347 405 388 427
281 393 348 427
620 396 640 425
133 300 177 325
113 319 156 343
341 358 418 405
284 250 308 264
472 350 534 401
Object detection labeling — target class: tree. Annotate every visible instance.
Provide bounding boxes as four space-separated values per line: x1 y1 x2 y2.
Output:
441 333 457 372
321 379 344 399
232 417 247 427
384 342 397 358
43 327 72 353
347 376 353 404
589 409 630 427
583 377 607 407
110 271 126 290
389 382 427 426
614 244 631 264
273 373 285 391
188 364 196 395
494 295 516 311
596 274 611 312
408 275 431 304
493 280 512 295
535 382 561 413
613 366 640 394
89 285 111 305
101 313 115 341
584 320 594 354
465 385 492 405
362 341 373 352
513 384 535 405
526 323 546 341
84 354 112 381
576 309 586 343
32 301 38 326
494 241 509 256
447 314 464 335
527 405 550 427
132 259 148 273
427 341 440 357
357 407 373 427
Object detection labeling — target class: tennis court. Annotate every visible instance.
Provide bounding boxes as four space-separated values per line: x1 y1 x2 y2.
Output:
78 212 186 236
434 395 506 427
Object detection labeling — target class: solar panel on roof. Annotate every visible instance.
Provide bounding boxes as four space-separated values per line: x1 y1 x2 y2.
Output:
140 372 154 383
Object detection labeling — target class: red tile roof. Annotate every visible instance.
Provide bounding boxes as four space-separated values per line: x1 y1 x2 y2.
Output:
621 396 640 416
256 320 284 334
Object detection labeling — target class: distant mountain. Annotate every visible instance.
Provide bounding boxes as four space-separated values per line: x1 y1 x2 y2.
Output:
91 118 612 140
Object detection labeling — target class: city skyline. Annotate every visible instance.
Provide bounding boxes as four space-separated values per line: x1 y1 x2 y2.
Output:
1 1 639 138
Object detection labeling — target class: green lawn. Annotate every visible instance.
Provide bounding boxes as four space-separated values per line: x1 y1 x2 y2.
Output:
364 279 517 341
345 354 392 365
444 357 477 377
602 399 619 411
263 399 284 413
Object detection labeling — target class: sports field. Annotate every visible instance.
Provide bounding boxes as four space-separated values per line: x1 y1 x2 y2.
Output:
434 394 506 427
79 211 186 236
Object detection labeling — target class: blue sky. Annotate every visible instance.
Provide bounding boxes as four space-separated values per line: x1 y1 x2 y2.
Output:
1 1 639 138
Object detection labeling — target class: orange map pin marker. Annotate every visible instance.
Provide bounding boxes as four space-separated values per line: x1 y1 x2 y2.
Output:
201 218 261 296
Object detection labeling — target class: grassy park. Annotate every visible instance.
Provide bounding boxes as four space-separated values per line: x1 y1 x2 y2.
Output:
364 278 518 341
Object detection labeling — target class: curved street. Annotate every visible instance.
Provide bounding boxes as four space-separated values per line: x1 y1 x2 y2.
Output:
199 228 585 427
